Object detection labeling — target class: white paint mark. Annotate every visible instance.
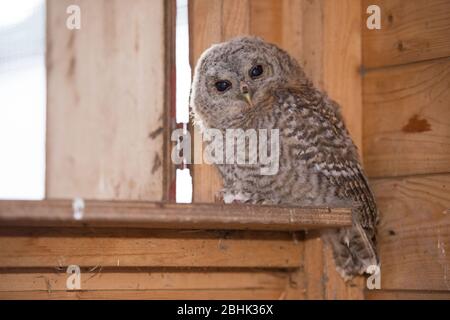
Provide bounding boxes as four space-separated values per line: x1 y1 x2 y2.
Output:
72 197 84 220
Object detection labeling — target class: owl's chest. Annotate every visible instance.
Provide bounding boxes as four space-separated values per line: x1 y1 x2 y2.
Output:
219 160 320 206
217 130 317 204
216 101 337 204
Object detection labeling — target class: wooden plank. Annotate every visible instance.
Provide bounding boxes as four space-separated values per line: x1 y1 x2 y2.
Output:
250 0 283 46
46 0 167 200
189 0 222 66
0 289 284 300
302 231 326 299
292 0 325 90
371 174 450 291
362 0 450 68
323 0 363 152
223 0 250 39
163 0 177 201
0 200 352 231
280 0 303 63
366 289 450 300
363 57 450 177
0 228 302 268
189 0 224 203
0 268 299 300
0 269 289 292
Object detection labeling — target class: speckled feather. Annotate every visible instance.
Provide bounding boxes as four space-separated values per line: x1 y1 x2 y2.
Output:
190 37 378 279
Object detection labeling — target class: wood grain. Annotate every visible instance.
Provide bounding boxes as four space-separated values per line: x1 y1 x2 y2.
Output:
280 0 303 63
189 0 224 203
0 200 352 231
189 0 222 66
163 0 177 201
46 0 166 200
323 0 363 152
223 0 250 38
371 174 450 290
0 269 288 292
250 0 283 47
0 227 302 268
363 57 450 177
362 0 450 68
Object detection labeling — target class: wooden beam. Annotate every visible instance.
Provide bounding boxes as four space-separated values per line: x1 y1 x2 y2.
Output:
0 228 302 268
0 269 289 292
0 200 351 231
163 0 177 201
323 0 363 153
250 0 282 46
188 0 253 204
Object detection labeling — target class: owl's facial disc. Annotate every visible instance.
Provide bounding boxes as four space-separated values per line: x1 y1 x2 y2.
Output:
191 37 305 130
196 59 274 128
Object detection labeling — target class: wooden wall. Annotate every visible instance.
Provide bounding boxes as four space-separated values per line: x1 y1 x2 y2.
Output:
362 0 450 295
189 0 365 299
0 225 303 299
0 0 448 300
189 0 450 298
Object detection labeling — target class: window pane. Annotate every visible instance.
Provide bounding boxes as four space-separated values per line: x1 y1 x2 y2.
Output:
176 0 192 203
0 0 46 199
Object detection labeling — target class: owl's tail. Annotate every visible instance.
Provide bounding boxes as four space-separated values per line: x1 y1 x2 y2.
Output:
323 223 378 281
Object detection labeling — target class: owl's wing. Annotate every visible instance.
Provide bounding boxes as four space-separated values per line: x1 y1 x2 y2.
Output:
296 97 378 228
313 155 378 230
293 96 378 263
314 116 378 271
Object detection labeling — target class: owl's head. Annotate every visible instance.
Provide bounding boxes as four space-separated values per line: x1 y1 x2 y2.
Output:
190 36 307 130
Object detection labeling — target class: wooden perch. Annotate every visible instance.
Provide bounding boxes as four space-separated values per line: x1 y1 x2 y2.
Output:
0 200 351 231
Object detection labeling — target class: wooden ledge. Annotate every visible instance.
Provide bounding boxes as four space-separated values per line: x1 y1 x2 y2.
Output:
0 200 352 231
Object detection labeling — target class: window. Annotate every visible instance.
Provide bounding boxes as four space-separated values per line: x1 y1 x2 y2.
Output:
0 0 46 200
175 0 192 203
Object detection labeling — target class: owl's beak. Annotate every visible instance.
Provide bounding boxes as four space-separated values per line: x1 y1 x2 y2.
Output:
240 82 253 108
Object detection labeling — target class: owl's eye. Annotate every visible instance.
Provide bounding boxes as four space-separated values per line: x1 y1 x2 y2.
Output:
215 80 232 92
249 65 264 79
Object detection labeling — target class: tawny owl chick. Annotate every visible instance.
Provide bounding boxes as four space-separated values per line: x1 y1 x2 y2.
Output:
190 37 378 279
